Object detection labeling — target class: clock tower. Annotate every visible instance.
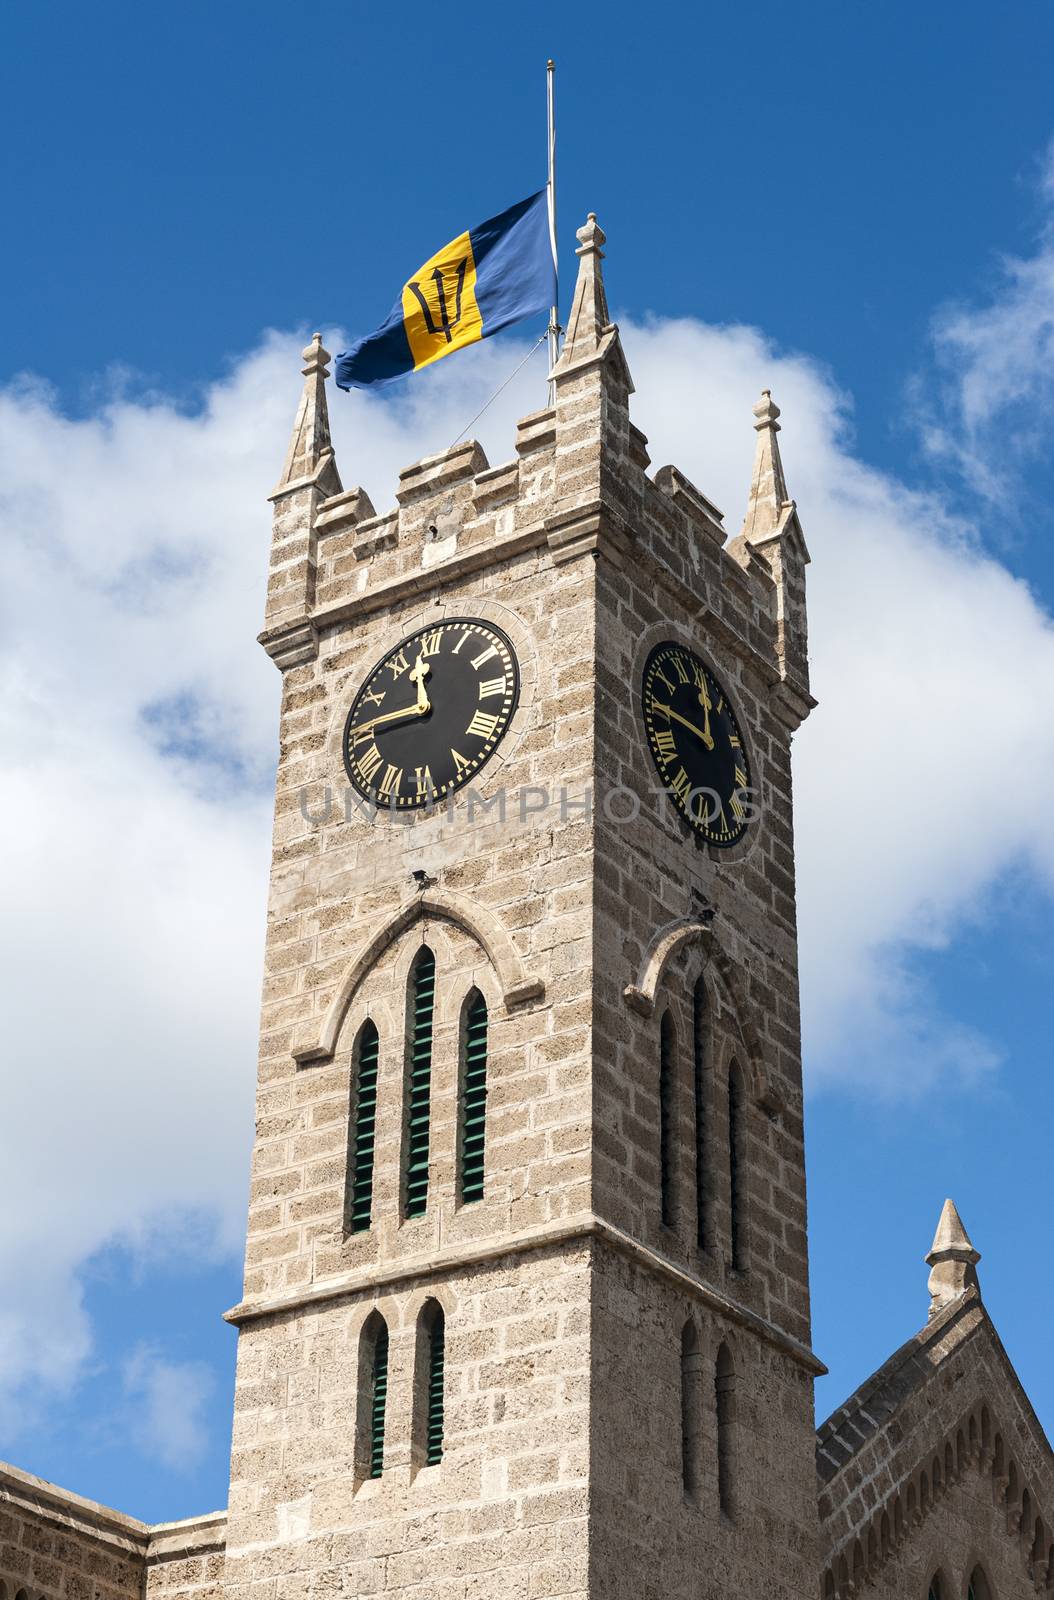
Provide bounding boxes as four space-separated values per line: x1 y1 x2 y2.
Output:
223 211 821 1600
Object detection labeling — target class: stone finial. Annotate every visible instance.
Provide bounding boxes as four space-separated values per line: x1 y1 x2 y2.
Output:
742 389 792 542
556 212 613 365
926 1198 981 1318
276 333 337 491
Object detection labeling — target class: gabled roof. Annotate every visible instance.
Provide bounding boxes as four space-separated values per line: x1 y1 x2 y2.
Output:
816 1288 1054 1598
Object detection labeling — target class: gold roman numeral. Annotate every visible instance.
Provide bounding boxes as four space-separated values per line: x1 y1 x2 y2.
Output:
466 710 500 740
478 676 506 699
414 765 434 795
654 668 675 695
451 747 472 776
729 791 744 822
419 630 443 657
673 654 689 684
471 643 499 670
377 764 402 799
669 767 691 802
654 728 677 761
450 631 469 654
360 686 385 709
387 650 409 679
357 744 383 785
734 765 747 788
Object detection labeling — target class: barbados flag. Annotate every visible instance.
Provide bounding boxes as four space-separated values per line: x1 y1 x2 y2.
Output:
335 190 555 389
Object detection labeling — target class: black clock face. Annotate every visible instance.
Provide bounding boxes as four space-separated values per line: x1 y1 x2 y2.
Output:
343 618 519 809
641 641 753 847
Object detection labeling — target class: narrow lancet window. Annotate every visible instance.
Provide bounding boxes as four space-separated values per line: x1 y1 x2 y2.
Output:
692 977 708 1249
716 1342 736 1516
405 947 435 1218
460 990 488 1204
347 1020 379 1234
680 1321 702 1500
426 1306 446 1465
728 1060 747 1269
368 1319 389 1479
660 1011 674 1228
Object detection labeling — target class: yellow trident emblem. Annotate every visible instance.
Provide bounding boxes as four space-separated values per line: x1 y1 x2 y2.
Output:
401 230 484 373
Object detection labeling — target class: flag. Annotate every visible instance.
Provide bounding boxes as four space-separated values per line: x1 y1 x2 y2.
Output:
335 190 555 390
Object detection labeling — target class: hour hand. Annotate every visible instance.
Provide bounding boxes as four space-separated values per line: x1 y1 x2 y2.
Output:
354 697 431 738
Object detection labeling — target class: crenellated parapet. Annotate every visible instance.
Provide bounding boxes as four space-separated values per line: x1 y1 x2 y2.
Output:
259 214 814 737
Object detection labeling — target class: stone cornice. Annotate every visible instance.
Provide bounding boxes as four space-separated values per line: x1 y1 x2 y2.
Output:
0 1460 226 1559
223 1212 825 1377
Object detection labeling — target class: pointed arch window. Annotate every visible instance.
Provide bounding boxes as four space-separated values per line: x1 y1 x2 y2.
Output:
346 1019 379 1234
715 1342 736 1517
692 976 708 1250
659 1010 674 1229
680 1321 702 1501
728 1060 747 1269
357 1313 390 1481
459 990 488 1204
405 946 435 1218
426 1306 446 1465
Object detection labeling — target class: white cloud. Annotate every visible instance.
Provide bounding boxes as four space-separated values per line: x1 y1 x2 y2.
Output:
1 252 1053 1438
920 138 1054 500
122 1344 215 1472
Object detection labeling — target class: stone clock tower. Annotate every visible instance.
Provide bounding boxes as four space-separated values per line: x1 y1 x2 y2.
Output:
222 213 821 1600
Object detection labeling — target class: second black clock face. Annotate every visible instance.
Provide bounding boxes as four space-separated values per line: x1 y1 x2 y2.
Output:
343 618 519 809
642 641 753 847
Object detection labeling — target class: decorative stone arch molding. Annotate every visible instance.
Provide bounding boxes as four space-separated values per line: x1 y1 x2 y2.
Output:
622 916 780 1112
292 888 544 1065
822 1394 1054 1600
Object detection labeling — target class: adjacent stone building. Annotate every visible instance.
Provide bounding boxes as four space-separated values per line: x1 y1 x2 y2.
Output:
3 213 1051 1600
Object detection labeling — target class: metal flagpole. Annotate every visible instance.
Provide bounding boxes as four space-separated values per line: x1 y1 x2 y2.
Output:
546 58 559 406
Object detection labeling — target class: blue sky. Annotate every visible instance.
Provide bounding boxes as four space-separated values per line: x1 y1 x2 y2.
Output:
2 0 1053 1525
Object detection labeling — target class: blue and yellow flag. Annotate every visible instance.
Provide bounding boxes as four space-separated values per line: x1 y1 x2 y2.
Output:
335 190 555 389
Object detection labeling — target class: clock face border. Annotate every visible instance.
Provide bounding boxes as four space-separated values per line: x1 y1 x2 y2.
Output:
342 616 521 812
640 639 755 850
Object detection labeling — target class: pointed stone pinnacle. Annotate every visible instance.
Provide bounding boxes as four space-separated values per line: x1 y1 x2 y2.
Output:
925 1198 981 1318
743 388 791 541
276 332 336 491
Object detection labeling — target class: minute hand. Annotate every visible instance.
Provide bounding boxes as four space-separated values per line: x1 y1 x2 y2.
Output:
652 701 715 751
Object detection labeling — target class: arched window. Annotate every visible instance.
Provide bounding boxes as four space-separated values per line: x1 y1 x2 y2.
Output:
368 1318 389 1478
346 1020 379 1234
680 1321 702 1500
459 990 488 1204
659 1011 674 1228
728 1060 747 1269
425 1305 446 1465
692 976 708 1250
405 946 435 1218
967 1565 993 1600
356 1312 389 1482
926 1572 942 1600
715 1342 736 1517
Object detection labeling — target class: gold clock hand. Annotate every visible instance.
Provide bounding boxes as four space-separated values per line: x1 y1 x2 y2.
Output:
408 653 431 712
354 697 432 738
652 700 715 751
696 676 713 745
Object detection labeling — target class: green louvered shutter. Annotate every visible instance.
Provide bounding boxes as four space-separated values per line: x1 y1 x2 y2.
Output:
660 1012 674 1228
692 979 707 1250
425 1313 445 1465
460 992 488 1204
369 1325 389 1478
405 948 435 1218
349 1021 378 1234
